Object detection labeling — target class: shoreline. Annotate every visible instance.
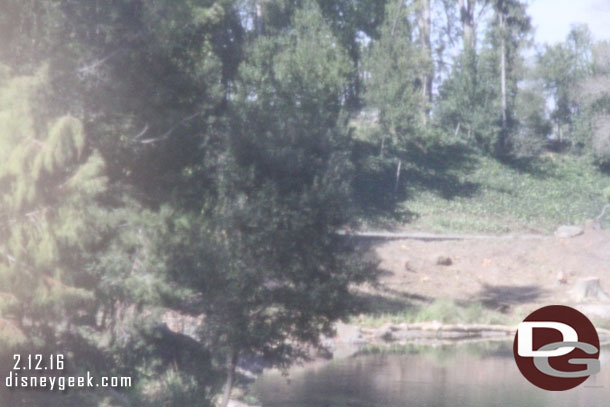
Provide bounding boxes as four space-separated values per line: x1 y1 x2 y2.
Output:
230 321 610 406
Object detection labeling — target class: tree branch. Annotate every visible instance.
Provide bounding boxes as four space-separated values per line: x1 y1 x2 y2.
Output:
137 112 201 144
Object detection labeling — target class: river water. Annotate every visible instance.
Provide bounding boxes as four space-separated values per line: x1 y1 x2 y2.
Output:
253 342 610 407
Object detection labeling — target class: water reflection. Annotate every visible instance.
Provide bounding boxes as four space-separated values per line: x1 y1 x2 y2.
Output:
254 342 610 407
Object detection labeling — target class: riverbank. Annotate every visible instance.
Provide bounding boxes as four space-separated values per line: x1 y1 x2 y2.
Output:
232 318 610 406
352 223 610 324
229 224 610 406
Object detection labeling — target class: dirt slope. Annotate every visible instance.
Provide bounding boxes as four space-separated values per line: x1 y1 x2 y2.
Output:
367 224 610 317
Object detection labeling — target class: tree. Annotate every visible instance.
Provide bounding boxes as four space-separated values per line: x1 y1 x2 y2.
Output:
417 0 434 120
438 0 531 155
537 25 593 144
513 86 552 156
160 3 373 406
0 66 106 347
363 0 429 190
457 0 491 52
315 0 388 110
438 0 496 151
580 40 610 165
438 41 501 152
4 0 242 203
491 0 531 154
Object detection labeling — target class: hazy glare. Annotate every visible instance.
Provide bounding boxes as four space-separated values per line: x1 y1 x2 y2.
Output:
529 0 610 44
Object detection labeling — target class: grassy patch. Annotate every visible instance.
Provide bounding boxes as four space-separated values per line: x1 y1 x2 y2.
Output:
374 152 610 233
352 299 513 328
356 341 509 359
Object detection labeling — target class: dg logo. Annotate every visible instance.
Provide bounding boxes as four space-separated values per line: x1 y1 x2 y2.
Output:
513 305 600 391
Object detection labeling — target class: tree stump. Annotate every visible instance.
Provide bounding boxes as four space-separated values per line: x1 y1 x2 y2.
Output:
435 256 453 266
572 277 610 302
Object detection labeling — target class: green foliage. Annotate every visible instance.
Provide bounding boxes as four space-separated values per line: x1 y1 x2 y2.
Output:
579 41 610 166
0 67 186 407
603 186 610 203
405 153 610 233
353 299 510 328
513 88 552 156
363 0 428 153
134 369 213 407
159 5 375 398
4 2 609 406
437 47 501 152
0 68 103 337
536 25 594 147
436 0 531 156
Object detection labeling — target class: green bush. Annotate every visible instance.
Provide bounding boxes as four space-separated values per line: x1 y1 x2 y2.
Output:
603 186 610 203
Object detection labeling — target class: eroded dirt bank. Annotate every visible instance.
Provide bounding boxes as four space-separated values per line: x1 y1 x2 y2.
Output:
356 224 610 319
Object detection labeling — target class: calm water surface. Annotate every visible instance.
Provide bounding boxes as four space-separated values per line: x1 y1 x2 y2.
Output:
253 343 610 407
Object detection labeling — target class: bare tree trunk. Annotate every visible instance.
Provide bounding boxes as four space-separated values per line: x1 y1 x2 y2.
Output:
458 0 476 51
500 13 507 131
220 350 239 407
417 0 433 123
498 11 508 154
254 1 263 36
394 159 402 194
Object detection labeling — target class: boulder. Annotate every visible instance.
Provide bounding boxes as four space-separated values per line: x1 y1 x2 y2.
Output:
554 225 584 238
376 323 395 341
435 256 453 266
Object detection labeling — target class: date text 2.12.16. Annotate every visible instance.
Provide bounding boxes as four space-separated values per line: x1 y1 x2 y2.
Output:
12 354 64 371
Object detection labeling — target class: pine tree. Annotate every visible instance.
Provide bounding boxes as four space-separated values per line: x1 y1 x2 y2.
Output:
0 66 105 345
159 3 374 406
363 0 430 190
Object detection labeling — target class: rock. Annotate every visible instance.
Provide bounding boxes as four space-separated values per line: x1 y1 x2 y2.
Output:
556 271 568 285
378 329 393 341
376 323 395 341
554 225 584 238
572 277 610 302
436 256 453 266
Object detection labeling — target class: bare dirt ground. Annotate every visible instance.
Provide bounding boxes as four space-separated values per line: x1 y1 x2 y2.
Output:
359 223 610 320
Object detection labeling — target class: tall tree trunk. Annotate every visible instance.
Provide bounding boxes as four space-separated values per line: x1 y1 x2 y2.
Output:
254 0 263 36
220 350 239 407
417 0 433 123
394 159 402 194
458 0 476 51
500 13 507 132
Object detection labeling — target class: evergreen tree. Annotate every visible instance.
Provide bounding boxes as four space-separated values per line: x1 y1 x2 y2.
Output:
438 43 501 152
0 66 104 346
160 3 373 406
537 25 594 145
363 0 429 190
